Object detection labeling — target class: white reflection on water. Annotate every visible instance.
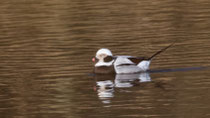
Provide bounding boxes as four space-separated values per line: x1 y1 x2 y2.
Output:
97 80 114 104
96 72 151 104
115 73 151 88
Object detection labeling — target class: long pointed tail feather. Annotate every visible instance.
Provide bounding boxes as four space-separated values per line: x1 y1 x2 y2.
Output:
147 42 175 60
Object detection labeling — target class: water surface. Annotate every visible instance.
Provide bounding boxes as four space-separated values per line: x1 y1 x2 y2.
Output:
1 0 210 118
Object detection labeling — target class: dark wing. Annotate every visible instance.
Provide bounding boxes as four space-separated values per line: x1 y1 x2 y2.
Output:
127 57 146 64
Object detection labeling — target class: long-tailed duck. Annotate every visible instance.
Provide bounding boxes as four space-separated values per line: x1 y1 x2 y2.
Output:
92 43 174 74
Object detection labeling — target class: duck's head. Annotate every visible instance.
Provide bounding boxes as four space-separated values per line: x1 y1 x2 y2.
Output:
92 48 114 67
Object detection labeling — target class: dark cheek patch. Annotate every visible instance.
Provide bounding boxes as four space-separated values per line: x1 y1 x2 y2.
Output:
104 56 113 62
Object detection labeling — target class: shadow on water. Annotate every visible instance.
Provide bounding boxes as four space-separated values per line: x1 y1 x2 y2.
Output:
92 66 208 104
149 66 208 73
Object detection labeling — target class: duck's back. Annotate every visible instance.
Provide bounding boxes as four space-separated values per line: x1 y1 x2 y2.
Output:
114 56 150 74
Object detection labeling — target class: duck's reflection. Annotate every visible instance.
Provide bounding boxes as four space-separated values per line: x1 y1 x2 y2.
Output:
95 72 151 104
115 73 151 88
96 80 114 104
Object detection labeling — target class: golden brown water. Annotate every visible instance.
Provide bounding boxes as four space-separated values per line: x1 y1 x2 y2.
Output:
1 0 210 118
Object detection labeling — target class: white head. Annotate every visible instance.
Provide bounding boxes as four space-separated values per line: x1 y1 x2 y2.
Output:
96 48 112 58
92 48 114 67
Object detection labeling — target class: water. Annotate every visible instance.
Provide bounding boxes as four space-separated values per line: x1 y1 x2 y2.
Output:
1 0 210 118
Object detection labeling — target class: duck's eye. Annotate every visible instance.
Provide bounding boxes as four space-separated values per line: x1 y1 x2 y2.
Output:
104 56 113 62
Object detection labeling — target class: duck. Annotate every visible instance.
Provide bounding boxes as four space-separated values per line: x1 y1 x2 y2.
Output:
92 43 174 74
